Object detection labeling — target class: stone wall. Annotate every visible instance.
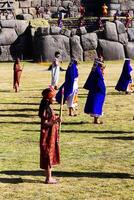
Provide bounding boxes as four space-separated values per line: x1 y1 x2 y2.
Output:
12 0 80 19
0 0 133 19
33 20 134 61
109 0 134 17
0 19 134 61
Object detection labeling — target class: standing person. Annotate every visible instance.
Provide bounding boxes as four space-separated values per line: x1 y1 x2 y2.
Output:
38 88 60 184
78 16 84 27
58 13 63 28
115 58 133 94
51 51 61 90
13 58 23 92
96 16 103 30
102 3 108 17
84 60 106 124
125 10 132 30
113 10 120 22
56 58 79 116
67 3 71 18
35 4 41 18
79 4 85 17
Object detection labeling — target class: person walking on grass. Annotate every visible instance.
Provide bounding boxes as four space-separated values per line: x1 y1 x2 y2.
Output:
38 87 60 184
84 60 106 124
56 58 79 116
115 58 134 94
51 51 61 90
13 58 23 92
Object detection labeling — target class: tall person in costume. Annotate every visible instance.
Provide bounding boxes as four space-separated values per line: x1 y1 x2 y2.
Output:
51 51 61 90
56 58 79 116
38 88 60 184
84 60 106 124
13 58 23 92
115 58 133 94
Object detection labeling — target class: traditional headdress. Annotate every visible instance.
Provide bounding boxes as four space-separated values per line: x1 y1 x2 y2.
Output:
42 87 56 100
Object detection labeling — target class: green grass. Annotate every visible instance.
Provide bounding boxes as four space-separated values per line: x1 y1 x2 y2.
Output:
0 61 134 200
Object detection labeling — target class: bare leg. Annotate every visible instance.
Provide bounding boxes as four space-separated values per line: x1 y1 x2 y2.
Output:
45 166 57 184
69 107 77 116
94 117 103 124
69 107 72 116
14 84 19 92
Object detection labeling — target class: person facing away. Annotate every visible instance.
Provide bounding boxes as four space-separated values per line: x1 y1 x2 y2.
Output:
51 51 61 90
102 3 108 17
83 60 106 124
38 88 60 184
115 58 133 94
56 58 79 116
13 58 23 92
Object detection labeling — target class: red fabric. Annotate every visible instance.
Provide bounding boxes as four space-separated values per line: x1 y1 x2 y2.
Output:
40 109 60 169
80 6 85 16
13 64 22 88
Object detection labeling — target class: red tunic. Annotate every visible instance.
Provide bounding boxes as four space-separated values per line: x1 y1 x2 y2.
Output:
39 105 60 169
13 63 22 89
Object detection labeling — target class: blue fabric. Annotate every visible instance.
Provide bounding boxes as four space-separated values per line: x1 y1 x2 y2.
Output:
115 59 133 91
56 62 78 104
84 63 106 116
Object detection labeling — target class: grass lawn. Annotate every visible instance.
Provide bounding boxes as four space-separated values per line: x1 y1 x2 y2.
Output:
0 60 134 200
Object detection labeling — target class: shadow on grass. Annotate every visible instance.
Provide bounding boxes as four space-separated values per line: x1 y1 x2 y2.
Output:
62 121 89 125
0 121 39 124
54 171 134 179
0 102 38 105
62 130 134 134
0 108 38 112
22 129 134 134
0 177 44 184
95 136 134 140
78 95 87 99
0 90 11 93
0 171 133 183
0 114 37 117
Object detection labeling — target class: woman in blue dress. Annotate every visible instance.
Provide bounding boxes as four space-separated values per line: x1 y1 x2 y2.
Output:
115 58 133 94
56 58 79 116
84 60 106 124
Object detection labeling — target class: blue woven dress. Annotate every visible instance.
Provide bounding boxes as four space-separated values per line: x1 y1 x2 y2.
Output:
115 59 133 92
56 60 78 104
84 62 106 117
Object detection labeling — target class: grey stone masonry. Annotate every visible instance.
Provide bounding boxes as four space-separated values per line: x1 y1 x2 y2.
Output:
4 0 81 19
0 18 134 61
1 0 134 19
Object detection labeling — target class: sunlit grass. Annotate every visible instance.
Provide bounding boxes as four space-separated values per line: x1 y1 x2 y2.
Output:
0 60 134 200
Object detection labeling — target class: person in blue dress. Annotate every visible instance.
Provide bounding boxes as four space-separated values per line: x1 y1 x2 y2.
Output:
84 60 106 124
115 58 133 94
56 58 79 116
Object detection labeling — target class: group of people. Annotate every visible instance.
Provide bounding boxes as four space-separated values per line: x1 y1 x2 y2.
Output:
38 53 134 184
12 54 133 184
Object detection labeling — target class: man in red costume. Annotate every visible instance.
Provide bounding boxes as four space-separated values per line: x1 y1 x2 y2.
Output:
13 58 22 92
38 88 60 184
